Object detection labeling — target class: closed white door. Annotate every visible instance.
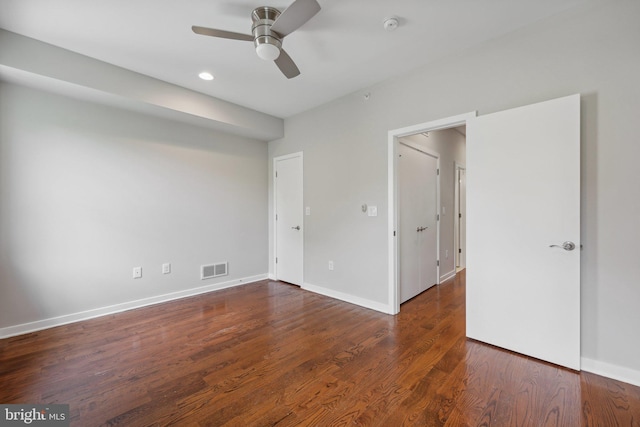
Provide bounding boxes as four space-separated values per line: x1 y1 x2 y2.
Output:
399 143 438 303
274 153 303 285
466 94 580 370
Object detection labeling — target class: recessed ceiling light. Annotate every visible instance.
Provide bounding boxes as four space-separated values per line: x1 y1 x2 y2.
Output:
198 72 214 81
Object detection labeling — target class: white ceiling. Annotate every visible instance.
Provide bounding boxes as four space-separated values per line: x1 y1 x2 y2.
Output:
0 0 589 118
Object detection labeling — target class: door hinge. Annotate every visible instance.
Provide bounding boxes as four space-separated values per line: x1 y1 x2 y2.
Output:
459 213 462 218
275 171 278 178
459 248 462 253
437 169 440 176
437 214 440 221
437 260 440 266
393 231 396 237
275 257 278 264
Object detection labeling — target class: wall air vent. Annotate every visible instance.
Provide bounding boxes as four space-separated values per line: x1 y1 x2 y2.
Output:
201 262 228 280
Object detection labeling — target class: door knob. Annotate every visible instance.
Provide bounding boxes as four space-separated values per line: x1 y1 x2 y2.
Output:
291 226 301 230
416 226 428 232
549 241 575 251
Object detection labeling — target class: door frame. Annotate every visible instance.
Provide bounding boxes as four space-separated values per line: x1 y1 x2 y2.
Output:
454 162 466 271
273 151 304 284
388 112 476 314
398 140 441 302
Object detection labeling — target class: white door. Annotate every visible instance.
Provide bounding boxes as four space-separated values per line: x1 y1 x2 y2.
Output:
466 94 580 370
274 153 303 285
399 143 438 303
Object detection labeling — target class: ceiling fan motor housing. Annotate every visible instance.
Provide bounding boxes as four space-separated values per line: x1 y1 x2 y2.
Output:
252 6 282 60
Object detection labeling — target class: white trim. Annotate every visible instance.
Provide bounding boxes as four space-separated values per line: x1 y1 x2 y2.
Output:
388 112 476 314
273 152 304 285
302 282 394 314
0 274 268 339
440 269 456 283
454 162 466 271
582 357 640 388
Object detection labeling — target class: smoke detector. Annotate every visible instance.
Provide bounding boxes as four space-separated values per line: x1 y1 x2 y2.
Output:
383 17 399 32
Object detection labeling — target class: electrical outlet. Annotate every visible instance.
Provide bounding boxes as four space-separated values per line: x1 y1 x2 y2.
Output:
328 261 334 271
133 267 142 279
162 263 171 274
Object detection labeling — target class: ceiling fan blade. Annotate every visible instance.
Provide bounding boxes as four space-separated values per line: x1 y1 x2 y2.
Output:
274 49 300 79
192 26 253 41
270 0 321 37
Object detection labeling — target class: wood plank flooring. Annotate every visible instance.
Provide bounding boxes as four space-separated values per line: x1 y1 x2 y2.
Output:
1 270 640 426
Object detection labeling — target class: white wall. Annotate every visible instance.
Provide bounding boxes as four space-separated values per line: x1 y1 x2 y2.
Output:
268 1 640 383
0 82 269 333
400 129 466 281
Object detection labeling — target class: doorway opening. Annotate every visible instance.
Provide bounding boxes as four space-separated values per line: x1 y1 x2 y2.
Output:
387 112 475 314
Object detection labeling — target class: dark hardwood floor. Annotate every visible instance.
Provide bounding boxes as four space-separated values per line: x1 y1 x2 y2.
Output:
1 270 640 426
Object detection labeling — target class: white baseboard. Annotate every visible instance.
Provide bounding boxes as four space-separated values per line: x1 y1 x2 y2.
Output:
581 357 640 388
440 269 456 283
0 274 268 339
302 282 394 314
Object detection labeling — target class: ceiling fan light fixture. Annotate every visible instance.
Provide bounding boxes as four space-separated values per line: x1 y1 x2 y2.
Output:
256 42 281 61
192 0 322 77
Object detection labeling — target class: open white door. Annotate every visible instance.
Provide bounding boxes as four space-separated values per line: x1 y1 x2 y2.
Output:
274 153 303 286
466 94 580 370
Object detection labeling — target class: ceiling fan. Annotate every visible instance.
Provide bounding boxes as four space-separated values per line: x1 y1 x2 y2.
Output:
192 0 321 79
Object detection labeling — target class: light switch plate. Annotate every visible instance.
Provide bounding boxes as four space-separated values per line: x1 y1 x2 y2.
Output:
305 207 311 215
367 206 378 217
